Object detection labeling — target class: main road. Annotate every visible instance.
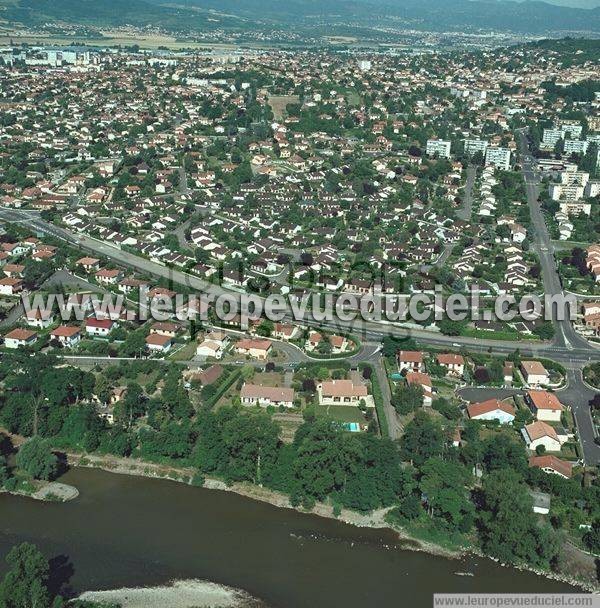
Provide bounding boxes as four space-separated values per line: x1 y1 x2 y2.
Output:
517 129 590 354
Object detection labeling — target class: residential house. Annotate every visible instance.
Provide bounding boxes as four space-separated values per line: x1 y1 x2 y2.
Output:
85 318 115 337
273 323 299 341
526 390 564 422
95 268 123 285
521 361 550 387
50 326 82 347
397 351 425 373
25 309 55 329
193 365 223 387
150 322 179 338
317 379 370 407
3 328 38 349
437 354 465 377
76 257 101 273
0 277 23 296
406 372 434 406
528 455 573 479
145 333 173 353
235 339 272 360
467 399 516 424
521 421 563 452
240 384 295 408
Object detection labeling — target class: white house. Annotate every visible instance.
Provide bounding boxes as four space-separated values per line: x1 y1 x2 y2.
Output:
85 318 116 337
436 353 465 377
397 351 425 373
145 333 173 353
317 379 370 407
521 421 563 452
4 328 38 349
25 309 55 329
240 384 295 408
521 361 550 387
467 399 516 424
50 326 82 348
196 340 224 359
526 390 564 422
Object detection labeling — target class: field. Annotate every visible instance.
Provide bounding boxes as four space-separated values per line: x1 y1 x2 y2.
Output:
315 404 366 424
268 95 299 121
0 29 278 51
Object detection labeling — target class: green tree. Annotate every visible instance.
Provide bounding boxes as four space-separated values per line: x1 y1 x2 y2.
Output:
16 437 57 481
0 543 50 608
400 411 444 466
478 469 560 568
391 384 423 415
584 519 600 554
420 458 474 531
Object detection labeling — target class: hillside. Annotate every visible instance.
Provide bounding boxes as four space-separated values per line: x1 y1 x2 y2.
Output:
0 0 599 35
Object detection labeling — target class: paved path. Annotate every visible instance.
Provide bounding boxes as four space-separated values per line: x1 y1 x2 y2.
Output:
557 369 599 464
517 130 600 464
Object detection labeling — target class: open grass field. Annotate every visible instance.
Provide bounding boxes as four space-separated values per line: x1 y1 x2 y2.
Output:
315 404 365 424
268 95 300 121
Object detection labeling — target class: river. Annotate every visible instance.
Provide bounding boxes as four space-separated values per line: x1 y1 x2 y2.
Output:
0 468 577 607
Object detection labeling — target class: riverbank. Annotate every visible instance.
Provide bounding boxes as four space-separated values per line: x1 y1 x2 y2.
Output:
64 451 599 592
0 481 79 503
66 451 457 559
79 579 264 608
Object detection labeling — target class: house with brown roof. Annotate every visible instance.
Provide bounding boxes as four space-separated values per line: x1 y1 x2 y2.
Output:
4 328 38 349
273 323 299 341
235 339 272 360
240 384 295 408
317 379 371 407
520 361 550 387
521 421 563 452
526 390 564 422
467 399 515 424
50 326 82 347
436 353 465 377
193 365 223 387
330 334 350 354
3 263 25 278
95 268 123 285
0 277 23 296
25 308 55 329
150 322 179 338
145 333 173 353
85 318 115 337
528 455 573 479
397 351 425 373
406 372 434 407
76 257 100 273
306 331 324 350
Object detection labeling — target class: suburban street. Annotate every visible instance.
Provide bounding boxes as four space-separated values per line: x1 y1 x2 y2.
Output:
1 186 599 461
457 164 477 222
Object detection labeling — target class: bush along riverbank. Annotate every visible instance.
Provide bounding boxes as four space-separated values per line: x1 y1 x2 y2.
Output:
64 449 599 592
0 435 79 502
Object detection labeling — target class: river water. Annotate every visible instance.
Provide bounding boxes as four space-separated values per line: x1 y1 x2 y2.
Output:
0 468 577 607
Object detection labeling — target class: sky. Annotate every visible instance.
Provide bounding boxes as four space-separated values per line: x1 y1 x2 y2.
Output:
532 0 600 7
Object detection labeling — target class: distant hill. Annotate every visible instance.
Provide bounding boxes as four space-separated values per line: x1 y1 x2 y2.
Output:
1 0 599 35
0 0 249 31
